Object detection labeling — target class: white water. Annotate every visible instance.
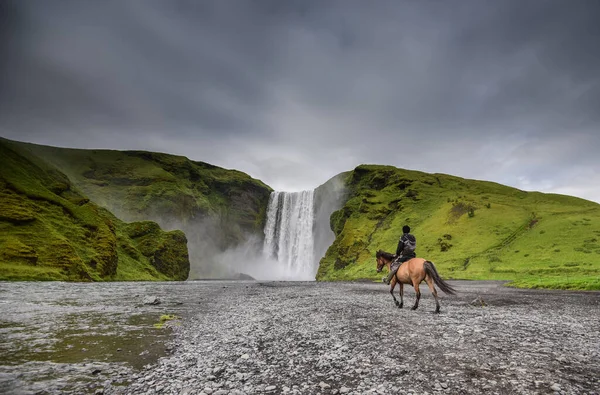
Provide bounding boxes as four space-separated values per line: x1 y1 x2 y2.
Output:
263 190 316 280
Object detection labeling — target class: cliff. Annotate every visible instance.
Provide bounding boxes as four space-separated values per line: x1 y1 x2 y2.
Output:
0 138 189 281
12 140 272 278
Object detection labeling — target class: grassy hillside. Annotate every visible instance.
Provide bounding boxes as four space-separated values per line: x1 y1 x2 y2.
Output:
13 140 272 278
0 139 189 281
316 165 600 290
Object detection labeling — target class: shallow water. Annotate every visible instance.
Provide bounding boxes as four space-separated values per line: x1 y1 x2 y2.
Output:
0 281 193 394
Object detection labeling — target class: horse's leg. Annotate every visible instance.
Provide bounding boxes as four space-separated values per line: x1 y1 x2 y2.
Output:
425 275 440 313
398 281 404 308
411 279 421 311
389 278 399 307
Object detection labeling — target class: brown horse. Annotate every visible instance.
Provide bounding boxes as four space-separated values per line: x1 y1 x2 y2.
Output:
376 250 456 313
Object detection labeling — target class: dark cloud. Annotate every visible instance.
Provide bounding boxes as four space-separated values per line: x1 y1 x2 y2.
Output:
1 0 599 201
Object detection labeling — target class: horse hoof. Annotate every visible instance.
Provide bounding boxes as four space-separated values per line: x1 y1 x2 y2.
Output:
411 306 418 311
434 309 440 314
399 304 403 309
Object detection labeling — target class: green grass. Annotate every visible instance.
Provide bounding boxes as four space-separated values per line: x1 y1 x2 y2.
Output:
317 165 600 290
0 138 190 282
0 262 68 281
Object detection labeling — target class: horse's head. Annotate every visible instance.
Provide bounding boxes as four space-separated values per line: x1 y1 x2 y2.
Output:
375 250 389 273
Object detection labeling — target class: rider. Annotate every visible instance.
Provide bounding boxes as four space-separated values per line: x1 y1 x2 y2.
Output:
384 225 417 284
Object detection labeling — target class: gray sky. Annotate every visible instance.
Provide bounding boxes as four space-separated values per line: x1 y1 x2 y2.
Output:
1 0 599 202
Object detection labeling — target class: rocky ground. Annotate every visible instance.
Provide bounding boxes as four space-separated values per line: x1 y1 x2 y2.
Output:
2 281 599 395
117 281 600 395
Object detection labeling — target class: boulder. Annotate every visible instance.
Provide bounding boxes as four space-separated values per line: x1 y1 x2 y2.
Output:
143 296 161 305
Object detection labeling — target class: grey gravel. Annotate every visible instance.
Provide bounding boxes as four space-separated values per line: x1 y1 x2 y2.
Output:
2 281 599 394
109 281 599 395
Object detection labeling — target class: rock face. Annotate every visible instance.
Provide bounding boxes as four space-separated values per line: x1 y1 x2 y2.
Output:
0 138 189 281
124 221 189 281
316 165 600 289
21 141 272 279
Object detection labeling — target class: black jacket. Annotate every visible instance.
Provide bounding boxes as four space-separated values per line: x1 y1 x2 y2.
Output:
396 233 417 257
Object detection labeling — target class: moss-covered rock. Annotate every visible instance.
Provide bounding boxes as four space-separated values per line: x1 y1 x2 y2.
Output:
0 138 190 282
0 237 38 265
124 222 189 280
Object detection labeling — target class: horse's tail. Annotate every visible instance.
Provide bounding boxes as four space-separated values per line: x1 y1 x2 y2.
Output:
424 260 456 295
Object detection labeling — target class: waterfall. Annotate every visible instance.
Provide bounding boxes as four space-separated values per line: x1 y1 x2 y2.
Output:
263 190 316 280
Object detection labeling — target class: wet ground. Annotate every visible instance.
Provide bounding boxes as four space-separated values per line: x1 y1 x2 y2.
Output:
1 281 599 394
0 282 186 394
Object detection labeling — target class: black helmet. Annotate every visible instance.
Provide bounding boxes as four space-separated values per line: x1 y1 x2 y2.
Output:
403 225 410 233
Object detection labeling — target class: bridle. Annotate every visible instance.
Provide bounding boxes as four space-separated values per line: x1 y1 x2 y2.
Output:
376 256 387 273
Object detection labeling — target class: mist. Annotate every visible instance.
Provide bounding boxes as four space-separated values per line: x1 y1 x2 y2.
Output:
209 176 349 281
313 173 349 265
211 237 299 281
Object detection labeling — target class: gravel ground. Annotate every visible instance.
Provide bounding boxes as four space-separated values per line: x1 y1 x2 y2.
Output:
115 281 599 395
2 280 599 395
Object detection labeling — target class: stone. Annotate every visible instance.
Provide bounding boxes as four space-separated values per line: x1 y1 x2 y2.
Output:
470 296 486 307
143 296 161 305
213 366 225 375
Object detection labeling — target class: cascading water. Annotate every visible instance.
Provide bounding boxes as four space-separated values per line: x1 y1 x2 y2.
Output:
263 190 316 280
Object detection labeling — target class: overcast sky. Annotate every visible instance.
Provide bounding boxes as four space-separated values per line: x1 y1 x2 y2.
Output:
1 1 599 202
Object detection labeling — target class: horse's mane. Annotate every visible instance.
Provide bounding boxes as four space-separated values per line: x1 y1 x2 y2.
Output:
376 250 396 261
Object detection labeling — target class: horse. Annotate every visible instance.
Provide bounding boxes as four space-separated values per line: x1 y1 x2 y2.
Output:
376 250 456 313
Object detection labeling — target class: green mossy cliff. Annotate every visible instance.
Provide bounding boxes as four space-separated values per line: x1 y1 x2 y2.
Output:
316 165 600 290
0 139 189 281
13 140 272 278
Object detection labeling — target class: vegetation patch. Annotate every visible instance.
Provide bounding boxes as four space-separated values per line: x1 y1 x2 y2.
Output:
316 164 600 290
154 314 180 329
0 138 190 282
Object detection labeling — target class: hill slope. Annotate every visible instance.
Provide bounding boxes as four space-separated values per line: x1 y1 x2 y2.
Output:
13 140 272 278
0 139 189 281
316 165 600 290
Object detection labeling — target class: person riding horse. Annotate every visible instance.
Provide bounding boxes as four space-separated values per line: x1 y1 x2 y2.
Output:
383 225 416 284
